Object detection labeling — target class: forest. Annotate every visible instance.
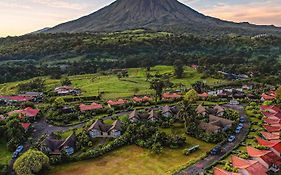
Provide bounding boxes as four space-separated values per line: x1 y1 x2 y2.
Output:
0 30 280 83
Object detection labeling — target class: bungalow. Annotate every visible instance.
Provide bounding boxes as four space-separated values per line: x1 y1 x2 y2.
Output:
8 107 40 120
246 146 281 172
209 115 234 129
132 96 152 103
213 167 241 175
54 86 81 96
196 105 207 116
19 92 43 102
162 105 172 117
88 120 122 138
20 123 31 132
256 137 281 157
129 110 142 122
231 155 268 175
79 102 103 112
214 105 225 116
162 93 182 100
42 134 76 155
148 110 159 122
260 131 280 141
107 99 128 108
260 105 280 113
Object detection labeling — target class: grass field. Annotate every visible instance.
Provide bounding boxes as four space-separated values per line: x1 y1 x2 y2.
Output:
0 65 226 100
46 123 215 175
0 140 11 165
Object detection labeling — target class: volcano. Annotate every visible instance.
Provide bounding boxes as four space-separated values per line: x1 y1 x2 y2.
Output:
45 0 281 35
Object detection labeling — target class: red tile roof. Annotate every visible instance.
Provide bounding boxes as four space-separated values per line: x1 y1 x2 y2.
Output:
80 102 103 111
231 156 267 175
261 131 280 140
260 105 281 113
162 93 182 99
213 167 240 175
20 123 31 130
262 111 277 117
256 137 281 154
0 96 34 102
107 99 128 106
198 92 209 98
261 93 275 101
247 146 281 166
263 124 281 132
132 96 152 102
246 146 271 157
8 107 40 118
264 117 280 125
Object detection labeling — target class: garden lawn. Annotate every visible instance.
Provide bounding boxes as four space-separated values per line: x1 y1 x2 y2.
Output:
46 123 215 175
0 140 11 165
0 66 226 100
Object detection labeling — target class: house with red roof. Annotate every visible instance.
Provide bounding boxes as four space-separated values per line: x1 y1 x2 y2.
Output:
261 93 276 101
107 99 128 108
264 117 281 125
246 146 281 172
20 123 31 132
260 105 281 113
8 107 40 120
213 167 241 175
261 131 280 141
256 137 281 157
263 124 281 133
0 96 34 103
162 93 182 100
79 102 103 112
198 92 209 99
132 96 152 103
231 155 268 175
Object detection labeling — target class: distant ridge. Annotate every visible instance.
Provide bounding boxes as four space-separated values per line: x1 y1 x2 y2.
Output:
44 0 281 35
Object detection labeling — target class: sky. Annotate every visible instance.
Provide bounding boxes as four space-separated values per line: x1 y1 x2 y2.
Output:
0 0 281 37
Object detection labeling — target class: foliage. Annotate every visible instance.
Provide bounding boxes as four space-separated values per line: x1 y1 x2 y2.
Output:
13 149 49 175
184 89 198 103
276 86 281 102
5 117 26 151
61 77 72 86
17 78 45 92
174 59 184 78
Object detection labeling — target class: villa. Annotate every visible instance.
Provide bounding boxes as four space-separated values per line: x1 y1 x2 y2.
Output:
8 107 40 120
199 115 234 133
213 167 241 175
79 102 103 112
54 86 81 96
162 93 182 100
107 99 128 108
260 131 280 140
256 137 281 157
88 120 122 138
129 109 160 122
132 96 152 103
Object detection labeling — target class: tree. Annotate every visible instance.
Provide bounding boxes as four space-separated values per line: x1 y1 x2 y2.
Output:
151 142 163 154
13 149 49 175
150 79 165 102
174 59 184 78
184 89 198 103
5 117 26 151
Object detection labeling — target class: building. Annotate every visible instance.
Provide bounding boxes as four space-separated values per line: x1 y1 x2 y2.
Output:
263 125 281 133
231 155 268 175
54 86 81 96
0 95 34 103
162 105 179 118
199 121 221 133
261 92 276 101
263 117 280 125
107 99 128 108
129 110 142 122
260 131 280 140
88 120 123 138
20 123 31 132
199 115 234 133
42 134 76 155
198 92 209 99
132 96 152 103
8 107 40 120
162 93 182 100
196 105 207 116
79 102 103 112
256 137 281 157
147 110 159 122
246 146 281 172
129 109 159 122
214 105 225 116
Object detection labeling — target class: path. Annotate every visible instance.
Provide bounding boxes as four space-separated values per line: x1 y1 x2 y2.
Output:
177 104 250 175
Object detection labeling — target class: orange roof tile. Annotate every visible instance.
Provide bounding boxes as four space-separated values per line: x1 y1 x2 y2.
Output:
231 156 267 175
213 167 240 175
260 131 280 140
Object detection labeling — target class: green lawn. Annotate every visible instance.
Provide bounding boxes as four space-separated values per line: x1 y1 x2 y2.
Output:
47 123 215 175
0 140 11 165
0 66 226 100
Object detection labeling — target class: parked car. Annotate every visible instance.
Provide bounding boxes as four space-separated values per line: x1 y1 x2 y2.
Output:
210 146 222 155
240 117 246 123
235 127 242 134
237 123 244 129
12 145 24 159
228 135 236 142
16 145 24 153
12 152 18 159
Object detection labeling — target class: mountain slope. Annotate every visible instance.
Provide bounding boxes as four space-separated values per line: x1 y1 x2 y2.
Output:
46 0 281 35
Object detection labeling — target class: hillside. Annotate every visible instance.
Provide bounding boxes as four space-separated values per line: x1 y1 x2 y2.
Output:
45 0 281 35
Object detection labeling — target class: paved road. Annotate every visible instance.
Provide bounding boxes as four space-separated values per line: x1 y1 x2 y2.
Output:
177 104 250 175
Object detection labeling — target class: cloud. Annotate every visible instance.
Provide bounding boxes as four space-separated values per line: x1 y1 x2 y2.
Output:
30 0 88 10
200 1 281 26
